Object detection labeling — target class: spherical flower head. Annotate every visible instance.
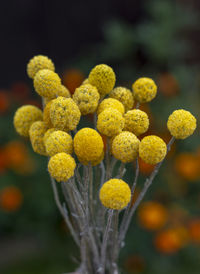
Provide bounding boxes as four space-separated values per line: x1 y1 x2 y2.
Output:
88 64 116 97
29 121 48 156
99 179 131 210
74 128 104 162
97 108 125 137
27 55 55 79
139 135 167 165
45 130 73 156
34 69 61 99
109 86 134 112
73 84 100 115
167 109 196 139
43 128 56 144
112 131 140 163
57 85 71 98
50 97 81 131
97 98 125 115
132 77 157 103
14 105 43 137
82 78 89 84
48 152 76 182
43 100 53 128
124 109 149 136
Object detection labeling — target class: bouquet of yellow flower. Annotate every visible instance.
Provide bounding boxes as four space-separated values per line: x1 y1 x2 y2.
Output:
13 55 197 274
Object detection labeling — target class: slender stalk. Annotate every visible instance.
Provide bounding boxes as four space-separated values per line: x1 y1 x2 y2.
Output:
119 137 175 246
118 162 125 179
110 211 119 274
136 102 140 109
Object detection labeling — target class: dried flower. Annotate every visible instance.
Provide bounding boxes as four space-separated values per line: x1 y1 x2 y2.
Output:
97 98 125 115
74 128 104 162
27 55 55 79
112 131 140 163
109 86 134 112
167 109 196 139
29 121 48 156
100 179 131 210
48 152 76 182
14 105 43 137
45 130 73 156
139 135 167 165
97 108 125 137
124 109 149 136
132 77 157 103
73 84 100 115
88 64 116 97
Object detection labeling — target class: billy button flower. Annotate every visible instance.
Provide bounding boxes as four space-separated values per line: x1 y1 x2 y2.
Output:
34 69 61 99
88 64 116 97
112 131 140 163
97 98 125 115
139 135 167 165
167 109 196 139
74 128 104 163
27 55 55 79
124 109 149 136
99 179 131 210
45 130 73 157
77 151 104 166
109 86 134 112
97 108 125 137
50 97 81 131
48 152 76 182
43 100 54 128
43 128 57 144
73 84 100 115
13 105 43 137
43 85 71 105
132 77 157 103
29 121 48 156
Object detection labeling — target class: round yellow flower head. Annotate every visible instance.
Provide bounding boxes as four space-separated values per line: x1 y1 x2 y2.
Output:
27 55 55 79
34 69 61 99
167 109 196 139
74 128 104 162
43 100 53 128
78 151 104 166
124 109 149 136
45 130 73 156
139 135 167 165
88 64 116 97
132 77 157 103
97 108 125 137
43 128 56 144
48 152 76 182
50 97 81 131
29 121 48 156
73 84 100 115
99 179 131 210
82 78 89 84
43 85 70 105
14 105 43 137
109 86 134 112
97 98 125 115
112 131 140 163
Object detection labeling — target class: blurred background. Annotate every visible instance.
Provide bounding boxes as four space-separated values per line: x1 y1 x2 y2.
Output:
0 0 200 273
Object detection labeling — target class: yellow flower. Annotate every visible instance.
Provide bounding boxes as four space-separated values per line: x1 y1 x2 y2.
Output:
82 78 89 84
45 130 73 156
109 86 134 112
99 179 131 210
50 97 81 131
73 84 100 115
48 152 76 182
112 131 140 163
27 55 55 79
43 128 56 144
29 121 48 156
14 105 43 137
78 151 104 166
167 109 196 139
97 108 125 137
88 64 116 97
74 128 104 162
34 69 61 99
43 85 70 105
132 77 157 103
139 135 167 165
43 100 53 128
97 98 125 115
124 109 149 136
